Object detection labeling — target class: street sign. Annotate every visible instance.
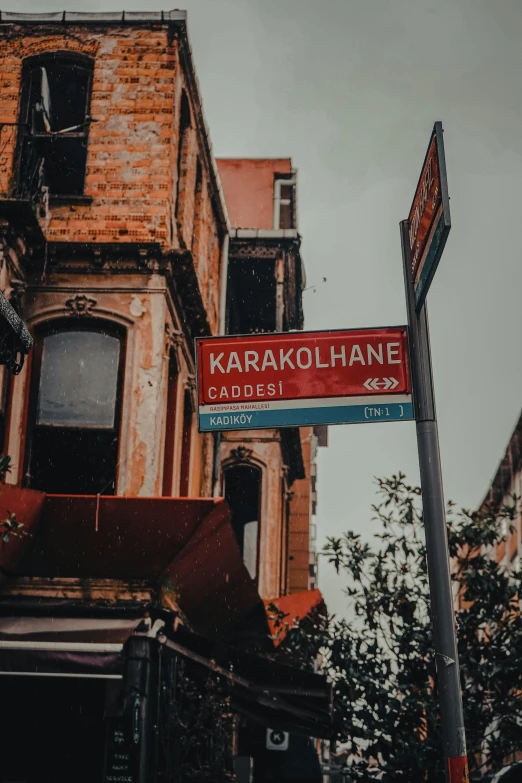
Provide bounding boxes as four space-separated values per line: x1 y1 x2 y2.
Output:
266 729 289 751
400 123 468 779
196 327 413 432
408 121 451 311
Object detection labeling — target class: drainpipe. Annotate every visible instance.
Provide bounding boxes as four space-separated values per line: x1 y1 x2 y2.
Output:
213 231 229 497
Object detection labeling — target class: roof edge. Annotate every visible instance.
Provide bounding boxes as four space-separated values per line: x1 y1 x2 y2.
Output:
0 10 187 23
479 408 522 511
230 228 300 240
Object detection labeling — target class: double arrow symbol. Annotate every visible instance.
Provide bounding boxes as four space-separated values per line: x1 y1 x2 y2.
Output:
364 377 399 391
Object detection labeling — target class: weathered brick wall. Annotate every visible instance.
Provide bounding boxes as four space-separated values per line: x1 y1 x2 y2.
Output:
0 22 225 334
0 26 175 245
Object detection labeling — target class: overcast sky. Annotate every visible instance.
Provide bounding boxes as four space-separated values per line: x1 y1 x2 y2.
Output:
5 0 522 615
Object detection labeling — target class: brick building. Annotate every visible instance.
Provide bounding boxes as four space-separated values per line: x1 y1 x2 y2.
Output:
0 9 228 500
477 412 522 576
453 410 522 620
217 157 326 604
452 413 522 774
0 10 330 783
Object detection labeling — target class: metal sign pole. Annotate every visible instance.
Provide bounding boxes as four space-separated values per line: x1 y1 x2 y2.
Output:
400 220 468 783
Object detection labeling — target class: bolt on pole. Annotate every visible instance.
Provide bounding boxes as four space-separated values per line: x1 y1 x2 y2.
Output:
400 219 468 783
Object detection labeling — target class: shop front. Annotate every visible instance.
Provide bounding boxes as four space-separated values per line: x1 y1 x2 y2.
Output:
0 610 331 783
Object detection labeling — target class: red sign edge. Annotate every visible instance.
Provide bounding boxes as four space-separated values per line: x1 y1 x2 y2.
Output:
195 325 412 407
407 122 451 312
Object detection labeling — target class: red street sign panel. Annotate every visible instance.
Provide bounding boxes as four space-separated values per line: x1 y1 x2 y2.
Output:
408 121 451 311
196 327 413 432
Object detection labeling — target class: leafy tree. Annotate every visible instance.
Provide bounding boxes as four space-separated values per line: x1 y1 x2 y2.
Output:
287 474 522 782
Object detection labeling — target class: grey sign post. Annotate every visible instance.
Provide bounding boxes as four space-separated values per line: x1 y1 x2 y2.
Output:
400 124 468 783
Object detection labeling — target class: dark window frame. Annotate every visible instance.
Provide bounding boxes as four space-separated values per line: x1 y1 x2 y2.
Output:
226 257 277 336
23 318 126 495
15 51 94 199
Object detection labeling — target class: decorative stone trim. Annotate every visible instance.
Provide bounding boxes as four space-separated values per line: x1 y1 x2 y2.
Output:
64 293 97 317
165 323 184 351
230 446 253 463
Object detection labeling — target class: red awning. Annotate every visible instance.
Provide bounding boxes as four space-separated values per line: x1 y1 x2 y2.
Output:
15 495 267 641
265 588 326 645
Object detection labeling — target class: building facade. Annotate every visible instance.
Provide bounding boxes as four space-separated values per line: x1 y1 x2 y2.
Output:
0 9 228 501
0 11 330 783
217 157 325 604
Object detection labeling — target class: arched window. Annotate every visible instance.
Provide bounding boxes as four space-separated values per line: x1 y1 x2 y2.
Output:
224 464 262 581
24 323 124 494
17 53 93 198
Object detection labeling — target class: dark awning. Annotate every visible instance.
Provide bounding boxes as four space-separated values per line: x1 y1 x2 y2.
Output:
0 616 138 677
15 495 269 642
159 625 332 738
0 611 332 737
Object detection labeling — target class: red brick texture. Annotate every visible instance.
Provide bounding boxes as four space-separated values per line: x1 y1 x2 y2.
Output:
0 22 225 334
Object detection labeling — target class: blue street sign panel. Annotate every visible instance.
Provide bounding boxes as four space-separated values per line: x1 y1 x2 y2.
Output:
198 394 414 432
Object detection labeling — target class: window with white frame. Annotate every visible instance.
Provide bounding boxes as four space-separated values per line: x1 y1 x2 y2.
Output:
273 174 296 230
25 323 124 494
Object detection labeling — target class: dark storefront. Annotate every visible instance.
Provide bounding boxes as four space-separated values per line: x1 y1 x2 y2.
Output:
0 611 331 783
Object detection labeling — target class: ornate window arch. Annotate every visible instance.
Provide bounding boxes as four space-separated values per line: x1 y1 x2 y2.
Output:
223 451 264 581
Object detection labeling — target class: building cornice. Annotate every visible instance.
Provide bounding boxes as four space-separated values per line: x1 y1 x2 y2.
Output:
0 10 187 23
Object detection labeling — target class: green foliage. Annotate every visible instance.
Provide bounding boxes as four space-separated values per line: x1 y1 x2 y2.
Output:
287 474 522 782
172 666 235 782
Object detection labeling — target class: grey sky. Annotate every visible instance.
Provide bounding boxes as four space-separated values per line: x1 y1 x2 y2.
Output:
5 0 522 615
